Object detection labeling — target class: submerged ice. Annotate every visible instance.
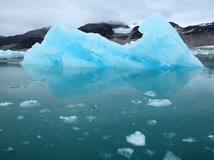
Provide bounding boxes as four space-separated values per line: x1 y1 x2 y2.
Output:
21 14 203 68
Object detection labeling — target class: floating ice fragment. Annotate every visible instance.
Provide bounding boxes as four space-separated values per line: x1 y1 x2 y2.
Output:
102 135 112 140
86 116 96 122
182 137 198 143
59 116 77 123
117 148 134 159
0 129 3 132
145 149 155 156
163 132 177 139
131 100 142 105
3 147 14 152
72 127 80 131
39 108 51 113
21 141 30 145
147 119 157 125
65 103 86 108
163 151 181 160
37 135 42 139
144 91 156 97
126 131 146 146
20 100 40 108
17 115 24 120
147 99 172 107
0 102 13 107
207 135 214 141
99 151 113 160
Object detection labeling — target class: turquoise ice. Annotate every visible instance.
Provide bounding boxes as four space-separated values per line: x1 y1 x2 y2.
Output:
21 14 203 68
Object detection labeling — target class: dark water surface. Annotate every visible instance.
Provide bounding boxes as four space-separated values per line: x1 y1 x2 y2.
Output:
0 66 214 160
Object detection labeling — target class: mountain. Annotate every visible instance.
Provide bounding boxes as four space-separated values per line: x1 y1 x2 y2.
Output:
170 22 214 48
0 27 49 51
0 21 214 51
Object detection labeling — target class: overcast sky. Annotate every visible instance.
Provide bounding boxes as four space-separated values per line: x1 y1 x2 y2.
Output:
0 0 213 36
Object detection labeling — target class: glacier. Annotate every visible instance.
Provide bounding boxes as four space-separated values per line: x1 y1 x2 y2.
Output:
21 14 203 68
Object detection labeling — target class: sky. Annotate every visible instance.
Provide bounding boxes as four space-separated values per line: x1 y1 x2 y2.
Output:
0 0 213 36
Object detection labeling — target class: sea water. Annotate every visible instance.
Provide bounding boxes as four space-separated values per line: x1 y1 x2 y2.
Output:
0 65 214 160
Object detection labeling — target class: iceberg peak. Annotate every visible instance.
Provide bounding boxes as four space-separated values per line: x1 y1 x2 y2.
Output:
21 14 203 68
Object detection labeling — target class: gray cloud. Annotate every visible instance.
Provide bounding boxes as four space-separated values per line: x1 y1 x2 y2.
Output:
0 0 213 36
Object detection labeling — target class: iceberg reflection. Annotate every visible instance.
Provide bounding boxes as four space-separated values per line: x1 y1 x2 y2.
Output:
22 65 200 98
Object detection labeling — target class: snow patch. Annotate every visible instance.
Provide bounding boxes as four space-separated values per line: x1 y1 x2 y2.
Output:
126 131 146 146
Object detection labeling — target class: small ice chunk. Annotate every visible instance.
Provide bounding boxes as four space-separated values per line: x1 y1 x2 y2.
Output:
147 99 172 107
145 149 155 156
65 103 86 108
163 151 181 160
20 100 40 108
163 132 177 139
207 135 214 141
182 137 197 143
0 102 13 107
131 100 142 104
144 91 156 97
99 151 113 159
86 116 96 122
102 135 112 140
59 116 77 123
21 141 30 145
0 129 3 132
3 147 14 152
72 127 80 131
39 108 51 113
17 115 24 120
147 119 157 125
37 135 42 139
126 131 146 146
117 148 134 159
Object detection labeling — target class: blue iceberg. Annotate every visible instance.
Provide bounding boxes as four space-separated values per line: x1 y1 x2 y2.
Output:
21 14 203 68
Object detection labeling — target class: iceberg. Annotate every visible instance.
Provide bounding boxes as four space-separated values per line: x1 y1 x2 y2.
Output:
21 14 203 68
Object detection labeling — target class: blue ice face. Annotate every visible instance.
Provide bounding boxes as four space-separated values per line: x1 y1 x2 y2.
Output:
21 14 203 68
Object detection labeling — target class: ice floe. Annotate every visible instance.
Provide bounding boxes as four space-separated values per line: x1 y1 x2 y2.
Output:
126 131 146 146
59 116 77 123
0 129 3 132
163 151 181 160
20 100 40 108
147 119 157 125
147 99 172 107
117 148 134 159
144 91 156 97
17 115 24 120
182 137 198 143
0 102 13 107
